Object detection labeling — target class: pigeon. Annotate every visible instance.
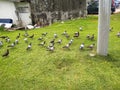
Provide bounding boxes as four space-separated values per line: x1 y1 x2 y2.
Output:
116 32 120 37
86 34 90 39
49 42 54 47
29 34 34 38
15 39 19 44
26 43 32 50
79 27 83 31
73 32 79 37
90 34 94 40
2 49 9 57
0 36 8 39
62 31 67 35
7 42 15 47
38 37 43 41
16 33 20 39
47 46 55 51
54 33 58 38
5 37 10 43
63 44 70 50
42 32 47 36
87 34 94 40
80 43 84 50
65 34 70 39
24 38 28 43
68 39 74 45
109 27 113 31
0 41 3 47
87 44 95 50
23 31 29 37
56 39 62 44
38 41 46 46
50 39 55 44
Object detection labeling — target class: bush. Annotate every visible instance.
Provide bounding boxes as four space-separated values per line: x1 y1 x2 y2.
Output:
0 24 5 31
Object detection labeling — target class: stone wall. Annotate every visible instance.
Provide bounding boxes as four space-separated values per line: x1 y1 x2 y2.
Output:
29 0 87 26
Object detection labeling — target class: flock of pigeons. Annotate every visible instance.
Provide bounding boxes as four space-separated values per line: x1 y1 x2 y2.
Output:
0 27 120 57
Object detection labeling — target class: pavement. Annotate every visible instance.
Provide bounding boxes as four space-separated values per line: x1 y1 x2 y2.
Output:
114 7 120 13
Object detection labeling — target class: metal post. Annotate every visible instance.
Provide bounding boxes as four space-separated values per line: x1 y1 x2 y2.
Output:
97 0 111 56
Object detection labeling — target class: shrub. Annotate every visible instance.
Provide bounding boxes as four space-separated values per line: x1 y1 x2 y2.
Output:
0 24 5 31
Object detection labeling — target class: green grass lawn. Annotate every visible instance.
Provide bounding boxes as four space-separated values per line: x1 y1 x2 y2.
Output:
0 13 120 90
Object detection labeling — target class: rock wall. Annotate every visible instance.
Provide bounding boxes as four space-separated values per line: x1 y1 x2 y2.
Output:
29 0 87 26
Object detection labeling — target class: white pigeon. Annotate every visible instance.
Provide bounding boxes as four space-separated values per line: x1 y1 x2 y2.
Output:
79 27 83 31
116 32 120 37
0 41 3 46
26 43 32 50
47 46 55 51
80 43 84 50
54 33 58 38
15 39 19 44
24 38 28 43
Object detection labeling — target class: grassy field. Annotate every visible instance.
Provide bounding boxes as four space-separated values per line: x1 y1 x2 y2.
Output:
0 13 120 90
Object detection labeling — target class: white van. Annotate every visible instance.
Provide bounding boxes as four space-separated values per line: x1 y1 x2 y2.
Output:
0 19 13 29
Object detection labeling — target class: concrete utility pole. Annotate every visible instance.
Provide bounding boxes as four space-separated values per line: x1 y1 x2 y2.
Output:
97 0 111 56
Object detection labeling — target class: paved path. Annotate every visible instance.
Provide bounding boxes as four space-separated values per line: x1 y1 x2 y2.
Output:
114 7 120 13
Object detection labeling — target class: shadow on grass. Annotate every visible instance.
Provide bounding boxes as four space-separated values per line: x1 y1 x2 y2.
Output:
53 57 73 69
84 52 120 68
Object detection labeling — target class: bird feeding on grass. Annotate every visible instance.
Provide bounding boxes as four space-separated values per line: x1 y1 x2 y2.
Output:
86 34 94 40
5 37 10 43
0 36 8 39
15 39 19 44
86 34 90 39
87 44 95 50
0 41 3 47
90 34 94 41
62 43 70 50
80 43 84 50
54 33 58 38
42 32 47 37
79 27 83 31
38 41 46 46
29 34 34 38
7 42 15 48
109 27 113 31
47 46 55 52
23 31 29 37
49 42 54 47
73 32 79 38
50 39 55 44
2 49 9 57
56 39 62 44
24 38 28 43
16 33 20 39
38 37 43 41
62 31 67 35
116 32 120 37
26 43 32 50
65 34 70 39
68 39 74 45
